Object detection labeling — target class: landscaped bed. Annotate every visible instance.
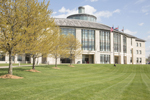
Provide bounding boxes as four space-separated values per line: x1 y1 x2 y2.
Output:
0 64 150 100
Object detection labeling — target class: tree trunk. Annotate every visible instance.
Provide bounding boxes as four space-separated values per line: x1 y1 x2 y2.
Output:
8 51 13 75
32 55 35 70
14 55 16 64
70 54 72 65
55 57 57 67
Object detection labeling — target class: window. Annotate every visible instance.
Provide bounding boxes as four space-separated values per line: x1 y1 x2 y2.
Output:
61 28 76 36
100 54 110 64
11 56 15 61
130 49 132 54
113 33 121 52
0 54 5 61
137 58 139 63
136 43 138 47
130 57 132 63
100 30 110 51
140 43 141 47
25 54 30 61
139 50 142 54
17 55 22 61
137 50 138 54
82 29 95 51
140 58 142 63
123 36 127 53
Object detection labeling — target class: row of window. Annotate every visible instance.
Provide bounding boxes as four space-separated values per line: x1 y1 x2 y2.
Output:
68 15 96 22
136 43 142 47
137 58 142 63
100 54 110 64
136 50 142 54
0 55 22 61
130 57 142 63
61 28 141 54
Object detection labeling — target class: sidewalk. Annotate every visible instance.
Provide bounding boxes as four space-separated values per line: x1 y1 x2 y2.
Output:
0 65 40 69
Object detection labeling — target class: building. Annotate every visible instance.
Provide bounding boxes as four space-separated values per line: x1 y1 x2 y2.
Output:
0 6 146 64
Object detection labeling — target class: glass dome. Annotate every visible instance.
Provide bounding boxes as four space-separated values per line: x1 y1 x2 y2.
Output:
67 6 97 22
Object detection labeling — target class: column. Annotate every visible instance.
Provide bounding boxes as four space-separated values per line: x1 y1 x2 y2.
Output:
126 37 131 64
94 30 100 64
131 38 136 64
110 32 114 64
75 28 82 64
121 35 123 64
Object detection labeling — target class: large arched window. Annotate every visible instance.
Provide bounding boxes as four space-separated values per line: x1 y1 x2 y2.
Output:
113 33 121 52
82 29 95 51
100 30 110 51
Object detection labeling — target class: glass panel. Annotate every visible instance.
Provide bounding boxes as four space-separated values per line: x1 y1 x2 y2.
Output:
18 55 22 61
82 29 95 51
100 54 110 64
61 28 76 36
100 30 110 51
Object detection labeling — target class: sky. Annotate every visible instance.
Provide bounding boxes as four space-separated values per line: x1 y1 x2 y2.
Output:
39 0 150 58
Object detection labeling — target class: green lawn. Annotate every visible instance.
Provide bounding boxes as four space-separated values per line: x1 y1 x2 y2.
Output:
0 64 150 100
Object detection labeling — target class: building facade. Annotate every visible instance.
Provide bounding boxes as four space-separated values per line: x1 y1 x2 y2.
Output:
0 6 146 64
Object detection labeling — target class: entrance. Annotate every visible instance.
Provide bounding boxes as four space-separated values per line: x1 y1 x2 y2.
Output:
124 56 127 64
60 58 71 63
115 56 119 64
82 55 94 64
42 56 47 64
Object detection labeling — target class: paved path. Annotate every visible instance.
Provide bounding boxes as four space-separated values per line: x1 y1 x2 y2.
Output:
0 65 40 69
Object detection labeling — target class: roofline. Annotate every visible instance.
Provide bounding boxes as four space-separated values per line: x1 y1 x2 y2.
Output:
55 18 146 42
67 13 97 20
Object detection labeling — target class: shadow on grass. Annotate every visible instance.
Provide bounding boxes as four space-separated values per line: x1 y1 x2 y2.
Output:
36 64 70 68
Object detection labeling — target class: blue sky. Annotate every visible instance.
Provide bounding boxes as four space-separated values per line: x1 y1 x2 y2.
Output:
39 0 150 58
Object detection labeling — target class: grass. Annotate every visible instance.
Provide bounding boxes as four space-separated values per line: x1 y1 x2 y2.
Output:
0 64 150 100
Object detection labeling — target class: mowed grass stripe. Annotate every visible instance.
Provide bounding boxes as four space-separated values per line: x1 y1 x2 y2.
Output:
0 65 124 99
0 64 150 100
141 65 150 91
120 65 150 100
42 65 132 100
0 65 126 99
0 64 120 92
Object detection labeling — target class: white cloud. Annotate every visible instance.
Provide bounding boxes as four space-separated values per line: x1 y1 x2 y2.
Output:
59 7 77 14
138 23 144 26
54 5 120 21
94 9 120 21
84 5 97 14
53 12 57 15
124 29 137 35
135 0 146 4
146 35 150 41
54 7 77 18
90 0 98 2
145 13 149 15
141 5 150 14
113 9 121 13
148 31 150 34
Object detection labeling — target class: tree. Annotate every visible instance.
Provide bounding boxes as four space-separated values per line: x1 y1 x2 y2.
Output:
49 29 68 67
0 0 57 74
66 33 82 65
0 0 27 75
21 0 57 70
